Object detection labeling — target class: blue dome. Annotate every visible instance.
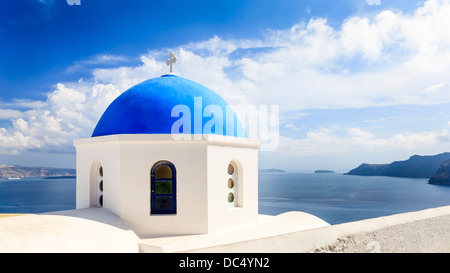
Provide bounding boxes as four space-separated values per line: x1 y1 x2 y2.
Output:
92 75 247 138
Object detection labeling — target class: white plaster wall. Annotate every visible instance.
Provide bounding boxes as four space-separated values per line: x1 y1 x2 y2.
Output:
74 144 89 209
0 208 140 253
75 134 260 238
191 206 450 253
75 140 121 215
118 139 209 237
206 144 259 233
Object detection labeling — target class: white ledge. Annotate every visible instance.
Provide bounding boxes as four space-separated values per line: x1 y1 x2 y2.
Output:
73 134 260 148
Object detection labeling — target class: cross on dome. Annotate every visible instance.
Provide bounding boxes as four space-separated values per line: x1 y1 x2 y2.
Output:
166 51 177 73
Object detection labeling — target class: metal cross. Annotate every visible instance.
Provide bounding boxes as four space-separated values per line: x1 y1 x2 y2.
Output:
166 51 177 73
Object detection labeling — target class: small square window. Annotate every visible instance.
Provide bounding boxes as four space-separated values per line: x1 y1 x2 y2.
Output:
155 196 173 211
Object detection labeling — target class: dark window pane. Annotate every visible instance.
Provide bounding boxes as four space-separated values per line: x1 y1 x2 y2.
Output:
155 196 172 211
155 165 172 179
155 180 172 194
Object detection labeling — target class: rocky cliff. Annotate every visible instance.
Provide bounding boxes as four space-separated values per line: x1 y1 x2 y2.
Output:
345 152 450 178
0 164 76 178
429 159 450 185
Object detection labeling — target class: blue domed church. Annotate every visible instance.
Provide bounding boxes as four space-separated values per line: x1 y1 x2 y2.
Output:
74 62 260 237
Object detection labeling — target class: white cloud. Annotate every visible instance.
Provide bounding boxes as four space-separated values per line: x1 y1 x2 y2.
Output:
230 0 450 111
0 81 121 155
2 0 450 158
274 124 450 158
347 127 375 139
66 54 132 74
285 123 300 132
0 109 23 120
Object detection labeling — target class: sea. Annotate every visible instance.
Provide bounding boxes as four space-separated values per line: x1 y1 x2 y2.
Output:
1 172 450 225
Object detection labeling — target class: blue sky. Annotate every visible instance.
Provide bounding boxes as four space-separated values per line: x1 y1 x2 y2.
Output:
1 0 450 170
0 0 418 101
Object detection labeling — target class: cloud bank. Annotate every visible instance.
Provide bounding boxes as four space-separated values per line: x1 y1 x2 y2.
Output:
1 0 450 168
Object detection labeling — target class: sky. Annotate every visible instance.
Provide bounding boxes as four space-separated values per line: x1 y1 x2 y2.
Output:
1 0 450 171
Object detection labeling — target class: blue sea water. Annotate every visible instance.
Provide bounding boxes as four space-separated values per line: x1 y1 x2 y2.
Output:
0 177 76 214
1 172 450 225
259 172 450 224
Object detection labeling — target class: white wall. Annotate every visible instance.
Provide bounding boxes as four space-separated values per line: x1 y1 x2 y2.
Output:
74 134 260 238
75 138 121 214
206 145 259 233
118 138 209 237
190 206 450 253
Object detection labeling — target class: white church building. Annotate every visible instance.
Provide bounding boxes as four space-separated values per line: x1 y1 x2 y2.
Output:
8 53 443 253
0 54 331 253
2 53 444 253
73 70 260 237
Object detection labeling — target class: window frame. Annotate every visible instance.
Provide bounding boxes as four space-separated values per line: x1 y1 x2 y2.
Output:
150 160 177 215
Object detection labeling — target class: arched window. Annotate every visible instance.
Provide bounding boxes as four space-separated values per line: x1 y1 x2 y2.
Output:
90 161 103 207
98 165 103 207
151 161 177 215
227 160 240 207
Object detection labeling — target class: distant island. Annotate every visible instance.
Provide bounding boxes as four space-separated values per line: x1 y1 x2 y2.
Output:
315 170 334 174
429 159 450 185
258 168 286 173
0 164 76 178
345 152 450 179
